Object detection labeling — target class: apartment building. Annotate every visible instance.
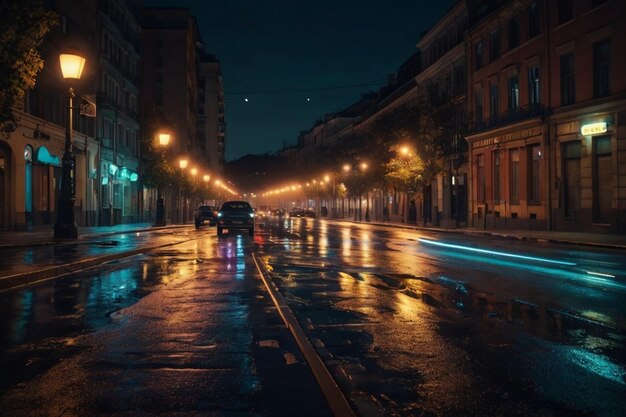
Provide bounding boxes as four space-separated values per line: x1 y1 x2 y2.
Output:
198 54 226 175
465 0 626 233
97 0 142 225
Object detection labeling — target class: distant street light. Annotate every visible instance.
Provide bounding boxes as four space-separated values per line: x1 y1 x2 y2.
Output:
54 53 86 239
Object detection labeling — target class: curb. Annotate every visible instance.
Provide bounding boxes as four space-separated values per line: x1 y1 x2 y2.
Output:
0 224 190 250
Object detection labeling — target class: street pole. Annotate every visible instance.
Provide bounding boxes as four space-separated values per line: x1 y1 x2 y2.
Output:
54 87 78 239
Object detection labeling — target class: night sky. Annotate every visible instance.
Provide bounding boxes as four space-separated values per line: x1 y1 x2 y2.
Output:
143 0 457 161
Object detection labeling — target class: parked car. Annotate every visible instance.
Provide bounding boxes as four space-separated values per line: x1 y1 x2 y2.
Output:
194 205 217 229
304 209 317 218
217 201 255 236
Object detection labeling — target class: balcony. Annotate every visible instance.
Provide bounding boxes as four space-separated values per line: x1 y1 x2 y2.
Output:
470 103 549 134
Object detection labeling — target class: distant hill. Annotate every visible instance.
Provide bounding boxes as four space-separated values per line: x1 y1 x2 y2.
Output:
225 154 297 193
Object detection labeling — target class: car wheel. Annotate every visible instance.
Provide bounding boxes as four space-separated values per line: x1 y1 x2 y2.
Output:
249 227 254 236
195 221 200 229
217 226 223 236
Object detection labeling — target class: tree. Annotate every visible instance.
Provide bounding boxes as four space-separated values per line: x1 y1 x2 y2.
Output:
384 144 428 196
0 0 58 134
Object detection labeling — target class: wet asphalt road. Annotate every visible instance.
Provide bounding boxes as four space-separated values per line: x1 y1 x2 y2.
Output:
1 217 626 416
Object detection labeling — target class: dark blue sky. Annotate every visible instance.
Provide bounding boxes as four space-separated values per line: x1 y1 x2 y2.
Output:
144 0 457 161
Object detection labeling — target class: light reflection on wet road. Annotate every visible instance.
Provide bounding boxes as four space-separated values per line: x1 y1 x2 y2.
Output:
257 217 626 416
1 218 625 416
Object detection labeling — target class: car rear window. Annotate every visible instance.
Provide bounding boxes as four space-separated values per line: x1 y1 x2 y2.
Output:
221 202 252 211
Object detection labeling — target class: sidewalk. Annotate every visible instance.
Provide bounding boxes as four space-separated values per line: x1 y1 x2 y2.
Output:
337 218 626 250
0 222 185 249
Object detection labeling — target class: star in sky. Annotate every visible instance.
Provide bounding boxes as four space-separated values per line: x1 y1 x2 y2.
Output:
143 0 457 161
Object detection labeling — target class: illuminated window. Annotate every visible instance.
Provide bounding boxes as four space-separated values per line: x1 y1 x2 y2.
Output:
508 75 520 111
528 66 540 105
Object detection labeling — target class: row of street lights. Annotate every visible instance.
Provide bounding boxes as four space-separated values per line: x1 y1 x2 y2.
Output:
50 51 235 233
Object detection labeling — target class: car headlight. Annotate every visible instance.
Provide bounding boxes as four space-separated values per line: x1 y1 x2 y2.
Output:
217 212 223 218
249 213 255 218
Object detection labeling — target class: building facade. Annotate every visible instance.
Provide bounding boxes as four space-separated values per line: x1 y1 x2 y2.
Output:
465 0 626 233
140 7 202 223
198 54 226 175
97 0 142 226
1 0 98 230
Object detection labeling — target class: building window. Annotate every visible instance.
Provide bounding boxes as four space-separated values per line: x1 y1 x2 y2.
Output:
508 16 520 49
594 136 611 223
558 0 573 24
529 2 540 38
490 29 500 61
593 39 610 98
490 82 499 119
529 145 541 203
475 41 484 69
528 66 540 105
560 53 575 105
477 154 485 203
474 89 483 124
508 75 520 111
510 149 520 204
493 151 501 202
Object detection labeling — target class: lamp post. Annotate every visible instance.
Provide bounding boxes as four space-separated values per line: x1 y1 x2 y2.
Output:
360 162 369 222
178 158 188 223
154 132 170 226
190 167 198 220
54 53 86 239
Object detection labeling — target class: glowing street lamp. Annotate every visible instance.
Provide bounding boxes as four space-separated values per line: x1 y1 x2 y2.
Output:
54 53 86 239
177 158 188 223
158 133 170 146
154 131 170 227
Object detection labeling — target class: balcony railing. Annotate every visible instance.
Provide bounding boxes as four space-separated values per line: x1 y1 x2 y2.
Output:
470 103 549 133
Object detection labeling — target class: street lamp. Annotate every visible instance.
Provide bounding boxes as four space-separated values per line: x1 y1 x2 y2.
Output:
178 158 188 223
154 132 170 226
54 53 86 239
360 162 370 222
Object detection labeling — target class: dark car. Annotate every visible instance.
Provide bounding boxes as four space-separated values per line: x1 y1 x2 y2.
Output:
195 205 217 228
217 201 255 236
289 207 305 217
304 209 317 218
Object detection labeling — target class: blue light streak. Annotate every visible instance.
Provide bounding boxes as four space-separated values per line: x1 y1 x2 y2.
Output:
417 238 577 266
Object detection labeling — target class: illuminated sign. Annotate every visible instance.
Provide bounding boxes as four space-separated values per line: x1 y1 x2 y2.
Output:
581 122 607 136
